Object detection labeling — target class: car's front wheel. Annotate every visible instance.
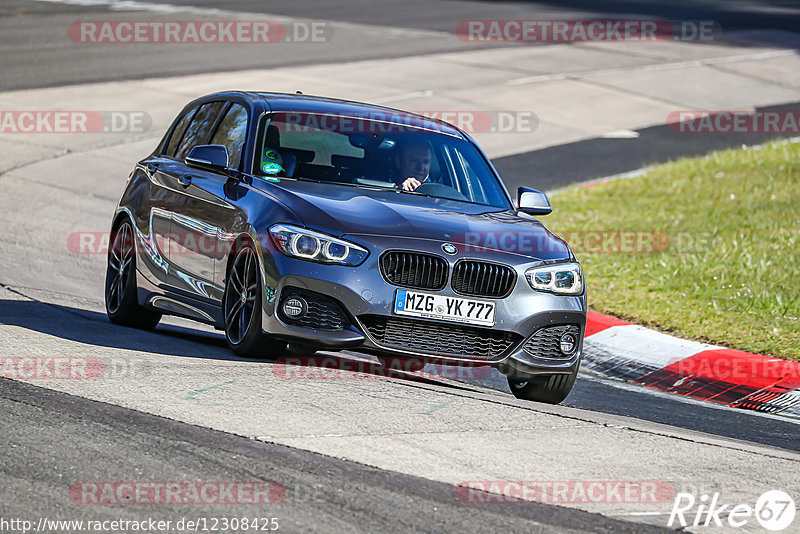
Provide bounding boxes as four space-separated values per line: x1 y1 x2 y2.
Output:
223 242 286 358
105 219 162 330
507 366 578 404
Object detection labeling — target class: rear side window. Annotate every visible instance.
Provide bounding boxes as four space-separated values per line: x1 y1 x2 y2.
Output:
163 108 196 157
210 104 249 169
174 101 227 160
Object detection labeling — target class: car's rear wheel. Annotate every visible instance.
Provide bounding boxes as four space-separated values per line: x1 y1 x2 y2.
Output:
105 219 161 330
223 242 286 358
507 367 578 404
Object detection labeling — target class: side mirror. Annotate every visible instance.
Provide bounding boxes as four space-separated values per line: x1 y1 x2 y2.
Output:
185 145 229 173
517 187 552 216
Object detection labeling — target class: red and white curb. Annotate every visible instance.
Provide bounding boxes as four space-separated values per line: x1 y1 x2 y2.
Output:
583 311 800 418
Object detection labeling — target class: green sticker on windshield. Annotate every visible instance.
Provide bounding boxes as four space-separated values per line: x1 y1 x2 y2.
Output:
265 150 280 160
262 162 283 175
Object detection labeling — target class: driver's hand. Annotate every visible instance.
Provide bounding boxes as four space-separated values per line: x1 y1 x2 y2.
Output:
401 177 421 191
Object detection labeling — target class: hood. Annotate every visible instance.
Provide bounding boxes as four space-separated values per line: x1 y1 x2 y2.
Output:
261 179 572 261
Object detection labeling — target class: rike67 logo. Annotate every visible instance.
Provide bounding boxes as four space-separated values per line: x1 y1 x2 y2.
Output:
669 490 795 531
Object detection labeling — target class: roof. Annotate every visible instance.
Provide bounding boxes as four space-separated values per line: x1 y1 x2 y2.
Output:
199 91 465 138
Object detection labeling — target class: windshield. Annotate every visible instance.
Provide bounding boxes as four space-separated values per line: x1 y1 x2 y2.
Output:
254 111 512 209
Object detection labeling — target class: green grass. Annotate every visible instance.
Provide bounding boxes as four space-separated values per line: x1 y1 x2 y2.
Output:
544 141 800 361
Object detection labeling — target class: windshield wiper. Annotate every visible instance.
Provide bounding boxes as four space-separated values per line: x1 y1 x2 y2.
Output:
398 189 440 200
293 176 398 192
290 176 441 199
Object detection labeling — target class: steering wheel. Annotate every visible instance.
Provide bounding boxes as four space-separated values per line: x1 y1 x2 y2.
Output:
414 182 469 202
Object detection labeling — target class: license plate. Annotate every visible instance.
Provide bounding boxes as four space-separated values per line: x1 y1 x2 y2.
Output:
393 289 496 327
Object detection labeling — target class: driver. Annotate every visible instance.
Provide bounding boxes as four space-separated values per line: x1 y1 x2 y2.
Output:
395 140 433 191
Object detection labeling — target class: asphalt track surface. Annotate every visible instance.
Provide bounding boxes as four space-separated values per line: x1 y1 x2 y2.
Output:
2 0 799 531
5 0 800 91
4 0 799 185
153 0 800 35
2 378 666 533
494 100 800 192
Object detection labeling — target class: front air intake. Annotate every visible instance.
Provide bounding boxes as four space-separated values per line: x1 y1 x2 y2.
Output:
451 260 516 298
380 251 448 290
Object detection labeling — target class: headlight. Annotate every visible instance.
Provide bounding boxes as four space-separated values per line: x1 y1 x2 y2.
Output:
525 262 583 295
269 224 368 266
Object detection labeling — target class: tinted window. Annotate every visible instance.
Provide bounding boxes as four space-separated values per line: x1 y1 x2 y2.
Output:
210 104 248 169
163 108 196 157
174 101 226 160
255 112 511 209
277 122 363 166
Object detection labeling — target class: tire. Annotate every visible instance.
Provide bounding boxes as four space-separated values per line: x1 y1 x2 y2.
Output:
105 219 161 330
507 367 578 404
223 241 286 358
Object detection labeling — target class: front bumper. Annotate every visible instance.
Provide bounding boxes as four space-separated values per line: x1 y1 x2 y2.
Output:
256 234 587 379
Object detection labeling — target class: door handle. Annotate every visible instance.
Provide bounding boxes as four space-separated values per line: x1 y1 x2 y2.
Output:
177 175 192 187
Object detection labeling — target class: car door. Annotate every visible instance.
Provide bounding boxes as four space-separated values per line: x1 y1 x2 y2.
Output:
204 102 252 298
157 100 229 302
134 105 198 288
167 101 251 305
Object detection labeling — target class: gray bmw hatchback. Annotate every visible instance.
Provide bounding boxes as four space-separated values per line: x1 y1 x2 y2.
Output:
106 91 586 403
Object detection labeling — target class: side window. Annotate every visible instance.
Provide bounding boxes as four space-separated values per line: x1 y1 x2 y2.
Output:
163 107 196 157
209 104 249 169
174 101 227 160
450 145 503 206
